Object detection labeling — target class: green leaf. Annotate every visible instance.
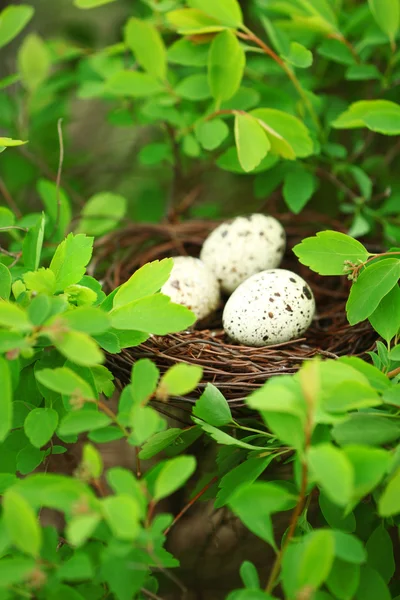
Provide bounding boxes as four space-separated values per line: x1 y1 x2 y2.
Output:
0 137 28 149
368 0 399 45
106 467 146 517
195 118 229 151
379 468 400 516
105 70 164 97
208 30 245 104
175 73 211 100
250 108 314 158
355 565 391 600
18 33 50 91
217 147 278 174
369 284 400 342
61 307 111 335
24 408 58 448
318 38 355 66
88 427 124 443
326 558 360 600
58 411 111 437
139 428 182 460
167 38 209 66
157 363 202 398
323 381 381 413
193 417 265 450
319 493 356 533
166 8 226 35
0 357 12 443
0 5 34 49
344 445 390 502
345 64 381 81
113 259 173 308
50 233 94 292
52 330 104 367
0 264 11 300
0 301 31 331
154 455 196 500
234 112 270 173
193 383 232 426
24 268 56 295
82 443 103 479
110 293 196 334
283 41 313 68
298 530 335 590
131 358 159 404
129 404 166 446
28 294 52 326
35 367 95 399
17 446 45 475
125 18 166 80
333 414 400 447
332 530 367 564
66 514 101 547
283 166 316 214
293 230 370 275
366 525 395 583
76 192 126 237
101 495 140 540
187 0 243 28
390 344 400 360
240 561 260 589
338 357 390 392
308 444 354 506
261 15 290 55
346 258 400 325
332 100 400 135
74 0 117 7
3 489 42 558
57 552 94 582
22 213 45 271
215 455 274 508
229 482 295 547
0 557 36 587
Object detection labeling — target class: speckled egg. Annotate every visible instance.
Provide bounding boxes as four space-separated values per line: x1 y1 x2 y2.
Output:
161 256 220 321
200 214 286 294
222 269 315 347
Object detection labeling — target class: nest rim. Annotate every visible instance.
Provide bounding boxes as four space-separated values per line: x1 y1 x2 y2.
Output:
97 213 377 414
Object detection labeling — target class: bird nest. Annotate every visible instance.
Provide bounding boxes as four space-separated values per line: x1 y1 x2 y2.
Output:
95 214 377 415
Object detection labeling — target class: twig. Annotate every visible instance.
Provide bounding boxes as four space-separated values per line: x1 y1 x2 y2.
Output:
163 476 218 536
265 367 314 593
0 177 22 218
388 366 400 379
315 167 359 201
164 123 183 223
49 118 64 240
140 589 165 600
237 29 322 132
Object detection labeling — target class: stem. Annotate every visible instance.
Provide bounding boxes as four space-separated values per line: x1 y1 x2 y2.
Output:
328 32 360 64
49 118 64 240
97 399 129 437
163 476 218 536
388 366 400 379
237 29 322 132
232 420 275 438
265 372 314 593
0 177 22 218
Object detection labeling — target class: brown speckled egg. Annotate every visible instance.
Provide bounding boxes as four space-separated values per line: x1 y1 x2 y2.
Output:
161 256 220 321
200 214 286 294
222 269 315 347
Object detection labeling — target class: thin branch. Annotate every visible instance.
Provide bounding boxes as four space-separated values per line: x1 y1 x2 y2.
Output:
315 167 359 201
140 589 165 600
237 29 322 132
0 177 22 218
49 118 64 240
163 476 218 536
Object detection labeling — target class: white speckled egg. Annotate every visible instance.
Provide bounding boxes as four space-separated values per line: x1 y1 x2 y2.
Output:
200 214 286 294
161 256 220 321
222 269 315 347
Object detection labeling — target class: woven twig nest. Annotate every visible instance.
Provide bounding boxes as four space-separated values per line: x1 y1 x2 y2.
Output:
96 214 377 413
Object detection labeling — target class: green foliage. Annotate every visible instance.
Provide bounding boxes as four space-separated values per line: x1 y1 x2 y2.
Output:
3 0 400 597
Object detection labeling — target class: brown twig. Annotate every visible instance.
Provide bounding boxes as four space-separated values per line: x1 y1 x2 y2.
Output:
265 365 315 593
237 29 322 131
163 476 218 536
0 177 22 218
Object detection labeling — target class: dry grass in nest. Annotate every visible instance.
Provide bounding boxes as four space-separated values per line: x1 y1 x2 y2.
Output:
96 213 377 416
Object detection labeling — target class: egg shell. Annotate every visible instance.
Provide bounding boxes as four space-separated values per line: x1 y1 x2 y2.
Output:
200 214 286 294
161 256 220 321
222 269 315 347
